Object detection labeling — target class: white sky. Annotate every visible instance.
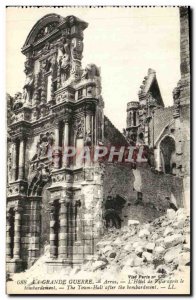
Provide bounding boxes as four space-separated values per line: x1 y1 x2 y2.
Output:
6 7 180 131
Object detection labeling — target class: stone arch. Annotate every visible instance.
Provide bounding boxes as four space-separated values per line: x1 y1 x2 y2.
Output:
28 174 51 196
27 168 51 267
22 14 64 49
158 135 176 174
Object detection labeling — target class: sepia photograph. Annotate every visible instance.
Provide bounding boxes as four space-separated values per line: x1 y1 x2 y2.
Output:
6 6 191 295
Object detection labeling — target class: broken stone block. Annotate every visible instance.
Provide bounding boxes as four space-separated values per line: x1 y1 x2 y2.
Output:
135 246 144 257
142 251 153 263
92 260 107 271
124 257 135 267
143 223 152 232
164 245 182 263
156 264 169 274
156 237 165 246
102 245 113 254
134 256 144 267
176 208 187 218
96 240 111 248
113 237 122 245
167 209 176 220
124 243 133 252
163 227 174 237
175 252 190 266
138 229 150 239
154 246 165 256
172 219 184 229
146 242 155 252
123 254 144 268
128 220 140 226
164 234 184 248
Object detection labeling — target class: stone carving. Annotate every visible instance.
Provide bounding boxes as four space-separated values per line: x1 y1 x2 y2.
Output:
57 38 71 83
71 38 83 60
35 22 59 42
13 92 24 111
40 105 49 118
36 132 55 158
37 162 51 181
82 64 100 80
23 73 34 104
74 118 84 138
24 57 34 75
41 58 52 73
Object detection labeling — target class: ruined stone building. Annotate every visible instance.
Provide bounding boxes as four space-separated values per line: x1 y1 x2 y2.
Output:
6 7 190 274
124 6 190 212
7 14 107 273
102 7 190 228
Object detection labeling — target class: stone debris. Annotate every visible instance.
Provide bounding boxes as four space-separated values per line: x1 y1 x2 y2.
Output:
164 234 184 249
128 220 140 226
8 208 190 284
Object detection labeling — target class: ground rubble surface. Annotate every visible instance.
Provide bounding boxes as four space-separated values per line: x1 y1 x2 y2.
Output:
9 208 190 283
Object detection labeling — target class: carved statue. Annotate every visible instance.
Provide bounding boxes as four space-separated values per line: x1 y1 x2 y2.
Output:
74 119 84 138
36 132 54 158
23 73 34 104
71 38 83 60
13 92 24 111
82 64 100 80
24 57 33 75
57 38 71 83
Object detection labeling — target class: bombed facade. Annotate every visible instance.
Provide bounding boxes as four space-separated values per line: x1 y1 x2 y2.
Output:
7 14 105 273
7 8 190 274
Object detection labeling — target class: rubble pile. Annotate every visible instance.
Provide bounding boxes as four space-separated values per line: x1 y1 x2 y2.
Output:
86 208 190 278
10 208 190 283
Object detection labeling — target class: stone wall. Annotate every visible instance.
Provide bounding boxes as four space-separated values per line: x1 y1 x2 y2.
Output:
103 162 184 226
179 7 190 177
179 7 190 106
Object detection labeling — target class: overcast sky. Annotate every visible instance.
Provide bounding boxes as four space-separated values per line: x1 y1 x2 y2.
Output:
6 7 180 131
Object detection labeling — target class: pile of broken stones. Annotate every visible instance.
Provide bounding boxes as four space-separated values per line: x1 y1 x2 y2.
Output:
82 208 190 278
9 208 190 284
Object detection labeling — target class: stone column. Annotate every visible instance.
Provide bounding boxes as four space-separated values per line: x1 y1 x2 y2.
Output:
28 200 41 267
86 114 91 134
18 139 25 180
85 113 91 166
54 124 60 169
6 210 12 259
67 202 73 258
49 202 58 259
11 142 17 182
63 121 69 168
33 74 40 106
58 200 68 259
13 206 23 259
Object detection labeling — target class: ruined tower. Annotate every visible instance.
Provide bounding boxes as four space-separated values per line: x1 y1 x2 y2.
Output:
7 14 104 273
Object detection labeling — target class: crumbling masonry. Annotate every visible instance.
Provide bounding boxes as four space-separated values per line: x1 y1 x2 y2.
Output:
7 14 105 273
7 8 190 273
